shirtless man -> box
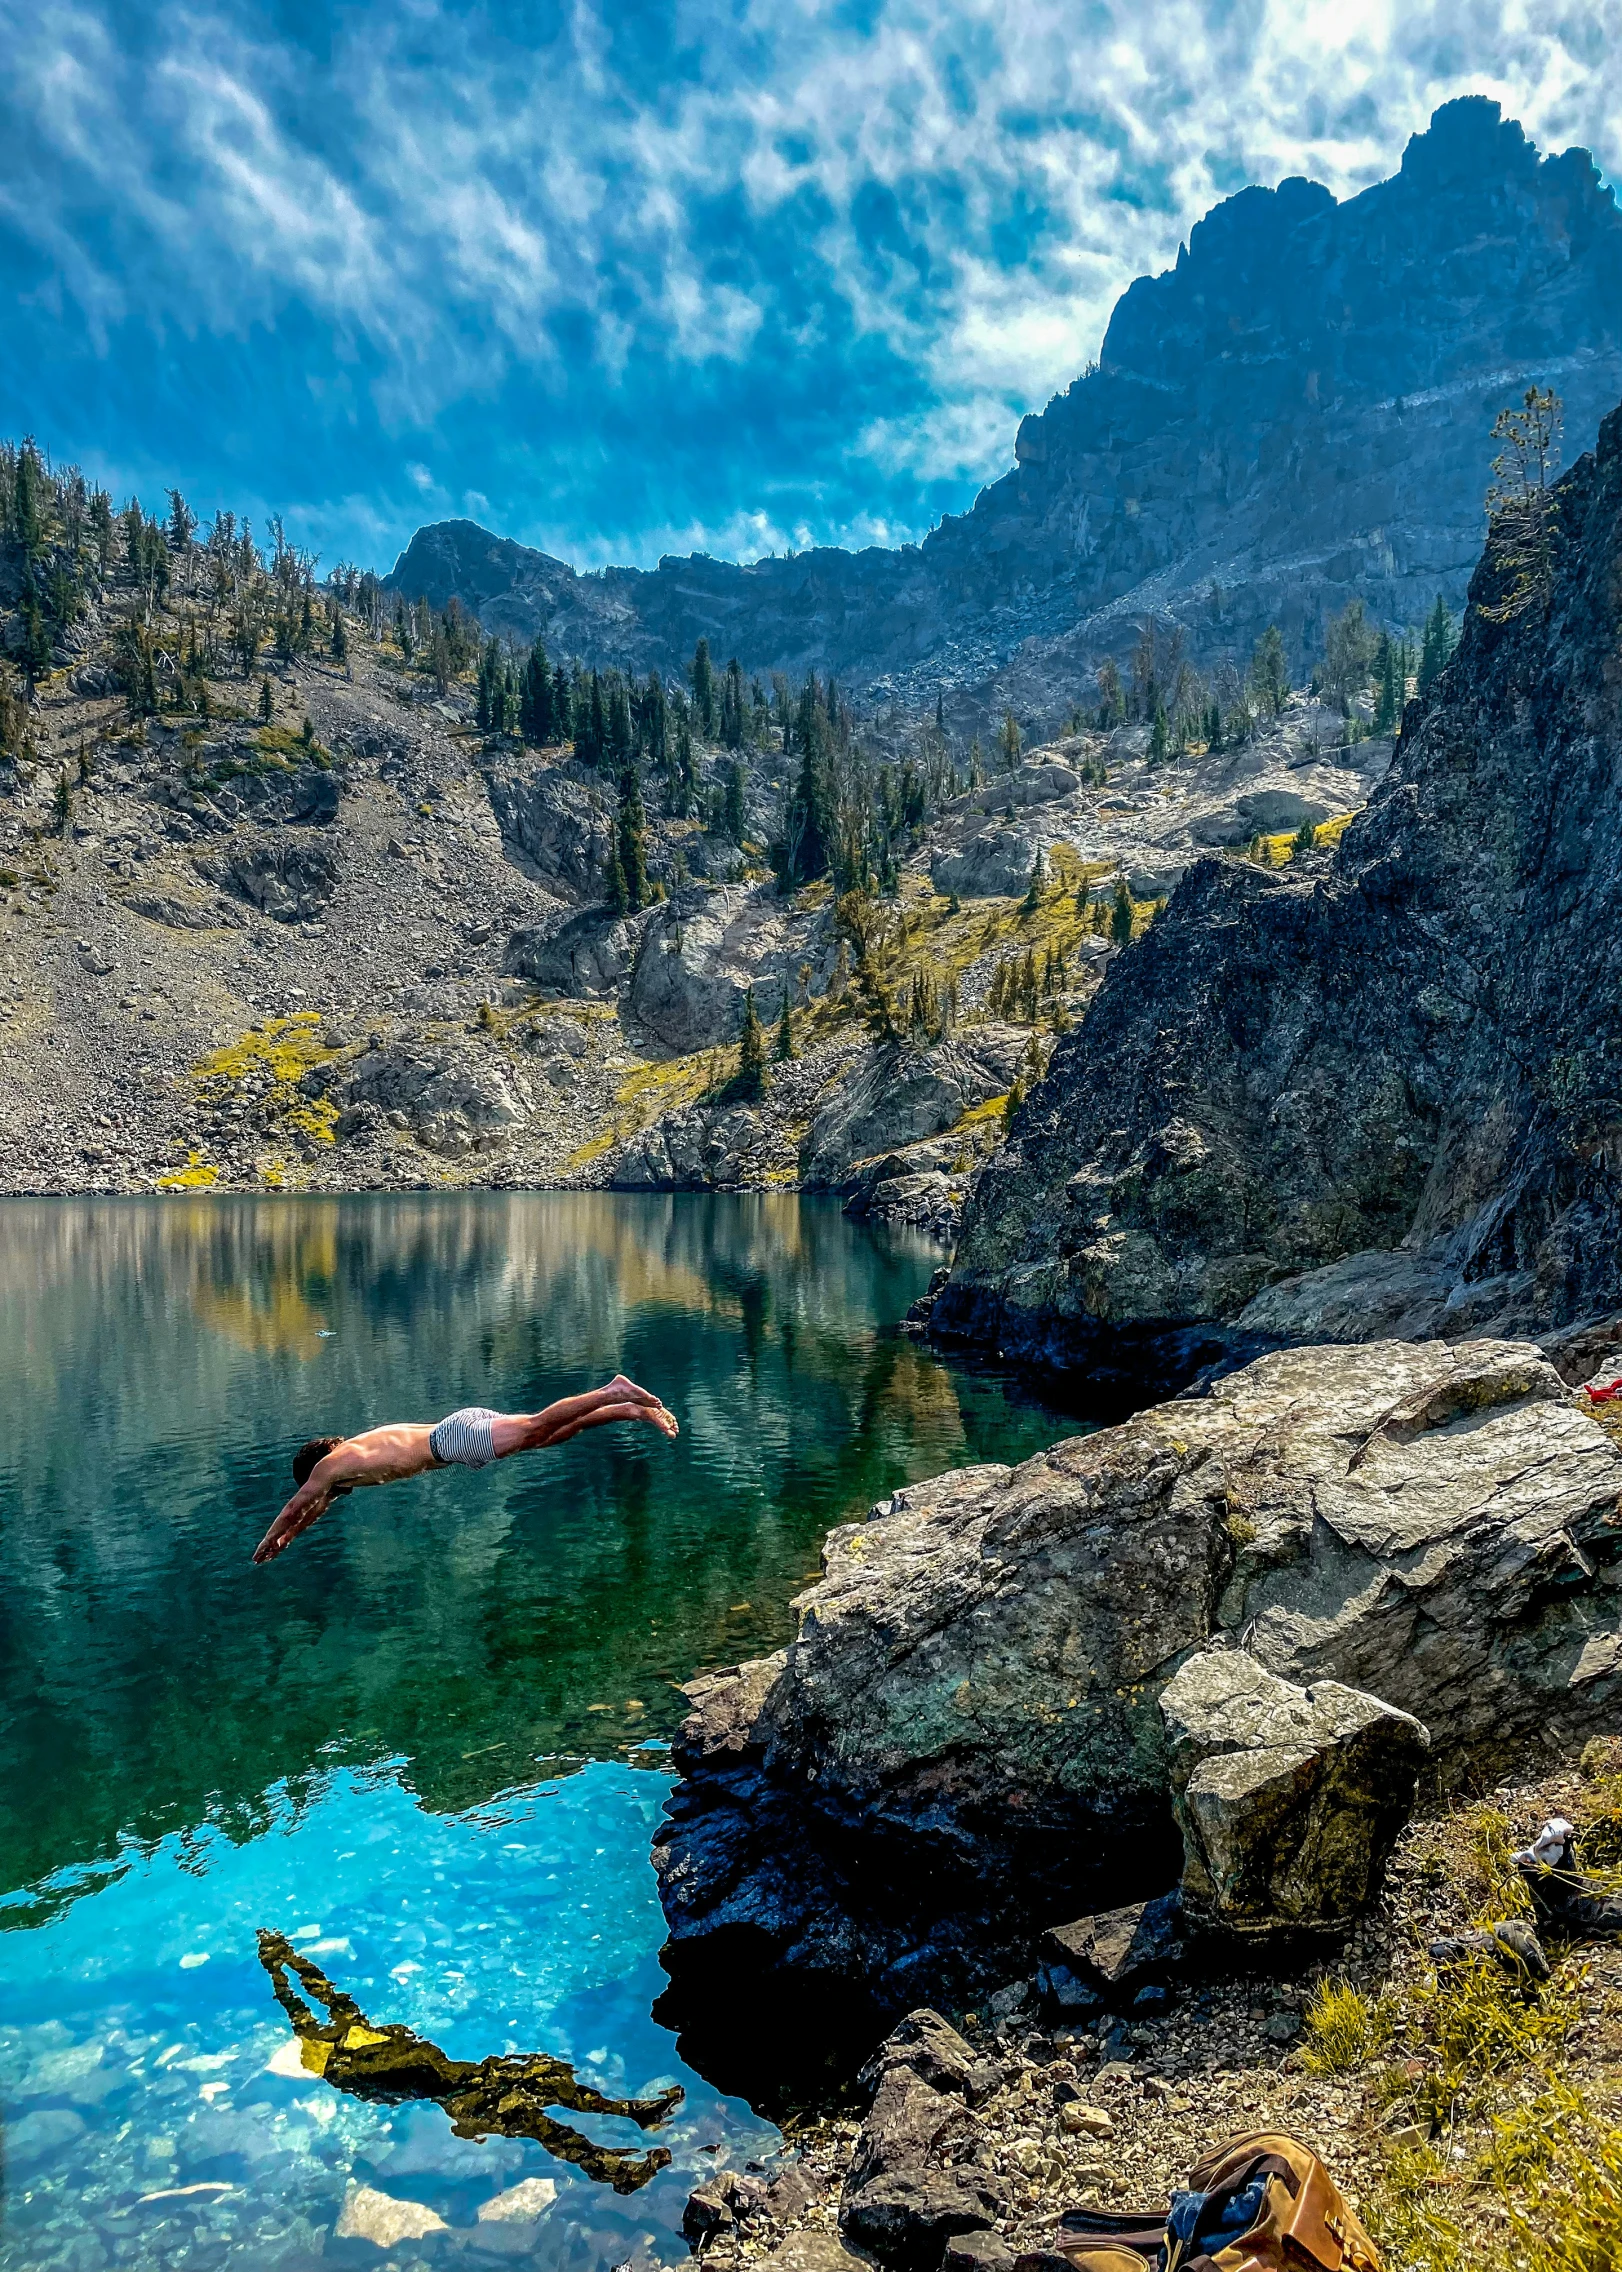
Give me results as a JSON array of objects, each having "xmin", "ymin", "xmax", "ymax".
[{"xmin": 253, "ymin": 1375, "xmax": 678, "ymax": 1565}]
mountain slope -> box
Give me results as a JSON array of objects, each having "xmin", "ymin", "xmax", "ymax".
[
  {"xmin": 930, "ymin": 392, "xmax": 1622, "ymax": 1389},
  {"xmin": 387, "ymin": 99, "xmax": 1622, "ymax": 717}
]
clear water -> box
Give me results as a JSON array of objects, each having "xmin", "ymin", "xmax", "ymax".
[{"xmin": 0, "ymin": 1194, "xmax": 1081, "ymax": 2270}]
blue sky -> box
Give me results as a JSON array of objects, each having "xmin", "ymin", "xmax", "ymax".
[{"xmin": 1, "ymin": 1, "xmax": 1617, "ymax": 578}]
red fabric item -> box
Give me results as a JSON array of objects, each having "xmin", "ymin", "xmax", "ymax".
[{"xmin": 1587, "ymin": 1379, "xmax": 1622, "ymax": 1403}]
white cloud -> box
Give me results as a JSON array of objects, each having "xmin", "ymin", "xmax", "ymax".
[{"xmin": 2, "ymin": 0, "xmax": 1616, "ymax": 558}]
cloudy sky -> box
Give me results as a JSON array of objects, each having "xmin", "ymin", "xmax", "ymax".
[{"xmin": 1, "ymin": 0, "xmax": 1616, "ymax": 576}]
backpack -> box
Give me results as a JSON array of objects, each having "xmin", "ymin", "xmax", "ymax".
[{"xmin": 1016, "ymin": 2131, "xmax": 1382, "ymax": 2272}]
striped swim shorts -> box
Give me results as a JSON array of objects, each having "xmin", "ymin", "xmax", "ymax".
[{"xmin": 429, "ymin": 1407, "xmax": 501, "ymax": 1468}]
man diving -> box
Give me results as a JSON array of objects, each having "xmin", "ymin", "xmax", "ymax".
[{"xmin": 253, "ymin": 1374, "xmax": 678, "ymax": 1564}]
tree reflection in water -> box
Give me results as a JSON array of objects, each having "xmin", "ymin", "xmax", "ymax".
[{"xmin": 257, "ymin": 1929, "xmax": 683, "ymax": 2193}]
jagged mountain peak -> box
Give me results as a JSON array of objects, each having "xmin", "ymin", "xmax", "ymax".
[{"xmin": 386, "ymin": 102, "xmax": 1622, "ymax": 726}]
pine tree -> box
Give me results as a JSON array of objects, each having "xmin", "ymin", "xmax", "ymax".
[
  {"xmin": 614, "ymin": 755, "xmax": 648, "ymax": 912},
  {"xmin": 775, "ymin": 992, "xmax": 797, "ymax": 1061},
  {"xmin": 721, "ymin": 657, "xmax": 744, "ymax": 748},
  {"xmin": 1020, "ymin": 950, "xmax": 1039, "ymax": 1022},
  {"xmin": 1481, "ymin": 386, "xmax": 1563, "ymax": 622},
  {"xmin": 552, "ymin": 663, "xmax": 573, "ymax": 744},
  {"xmin": 1418, "ymin": 597, "xmax": 1455, "ymax": 693},
  {"xmin": 605, "ymin": 843, "xmax": 629, "ymax": 915},
  {"xmin": 691, "ymin": 638, "xmax": 715, "ymax": 737},
  {"xmin": 519, "ymin": 638, "xmax": 552, "ymax": 744},
  {"xmin": 475, "ymin": 637, "xmax": 500, "ymax": 729},
  {"xmin": 1250, "ymin": 626, "xmax": 1289, "ymax": 719},
  {"xmin": 575, "ymin": 671, "xmax": 607, "ymax": 768},
  {"xmin": 166, "ymin": 488, "xmax": 196, "ymax": 556},
  {"xmin": 1149, "ymin": 702, "xmax": 1169, "ymax": 763},
  {"xmin": 331, "ymin": 612, "xmax": 348, "ymax": 664},
  {"xmin": 1371, "ymin": 632, "xmax": 1398, "ymax": 732},
  {"xmin": 1000, "ymin": 711, "xmax": 1021, "ymax": 772},
  {"xmin": 259, "ymin": 675, "xmax": 275, "ymax": 723},
  {"xmin": 669, "ymin": 710, "xmax": 695, "ymax": 815},
  {"xmin": 14, "ymin": 441, "xmax": 45, "ymax": 562},
  {"xmin": 735, "ymin": 987, "xmax": 767, "ymax": 1098},
  {"xmin": 607, "ymin": 678, "xmax": 633, "ymax": 771},
  {"xmin": 642, "ymin": 671, "xmax": 667, "ymax": 770},
  {"xmin": 724, "ymin": 759, "xmax": 748, "ymax": 845},
  {"xmin": 1023, "ymin": 845, "xmax": 1045, "ymax": 912},
  {"xmin": 1111, "ymin": 880, "xmax": 1134, "ymax": 947}
]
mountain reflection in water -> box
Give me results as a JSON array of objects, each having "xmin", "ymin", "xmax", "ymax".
[{"xmin": 0, "ymin": 1192, "xmax": 1081, "ymax": 1915}]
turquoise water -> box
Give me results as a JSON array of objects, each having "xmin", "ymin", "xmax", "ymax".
[{"xmin": 0, "ymin": 1194, "xmax": 1081, "ymax": 2269}]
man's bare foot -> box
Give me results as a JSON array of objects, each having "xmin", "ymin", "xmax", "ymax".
[{"xmin": 607, "ymin": 1374, "xmax": 660, "ymax": 1405}]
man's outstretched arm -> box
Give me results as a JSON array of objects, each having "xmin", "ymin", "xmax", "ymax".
[{"xmin": 253, "ymin": 1423, "xmax": 438, "ymax": 1564}]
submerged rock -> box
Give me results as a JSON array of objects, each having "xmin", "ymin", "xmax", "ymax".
[{"xmin": 655, "ymin": 1336, "xmax": 1622, "ymax": 2015}]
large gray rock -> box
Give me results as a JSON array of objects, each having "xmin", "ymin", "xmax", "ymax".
[
  {"xmin": 314, "ymin": 1039, "xmax": 534, "ymax": 1155},
  {"xmin": 1159, "ymin": 1651, "xmax": 1429, "ymax": 1934},
  {"xmin": 655, "ymin": 1336, "xmax": 1622, "ymax": 2011},
  {"xmin": 802, "ymin": 1032, "xmax": 1025, "ymax": 1184},
  {"xmin": 206, "ymin": 838, "xmax": 339, "ymax": 922},
  {"xmin": 930, "ymin": 827, "xmax": 1047, "ymax": 901},
  {"xmin": 1187, "ymin": 789, "xmax": 1331, "ymax": 846},
  {"xmin": 486, "ymin": 763, "xmax": 610, "ymax": 897},
  {"xmin": 626, "ymin": 887, "xmax": 818, "ymax": 1051},
  {"xmin": 613, "ymin": 1101, "xmax": 766, "ymax": 1191},
  {"xmin": 503, "ymin": 904, "xmax": 649, "ymax": 997}
]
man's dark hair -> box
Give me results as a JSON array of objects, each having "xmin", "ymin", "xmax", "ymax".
[{"xmin": 292, "ymin": 1435, "xmax": 344, "ymax": 1488}]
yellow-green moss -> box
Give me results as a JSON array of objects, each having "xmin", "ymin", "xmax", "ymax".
[
  {"xmin": 194, "ymin": 1012, "xmax": 333, "ymax": 1086},
  {"xmin": 156, "ymin": 1151, "xmax": 220, "ymax": 1190}
]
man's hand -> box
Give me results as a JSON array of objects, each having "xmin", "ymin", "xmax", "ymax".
[{"xmin": 253, "ymin": 1483, "xmax": 333, "ymax": 1565}]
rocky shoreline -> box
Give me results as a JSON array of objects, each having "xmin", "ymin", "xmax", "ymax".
[{"xmin": 674, "ymin": 1756, "xmax": 1622, "ymax": 2272}]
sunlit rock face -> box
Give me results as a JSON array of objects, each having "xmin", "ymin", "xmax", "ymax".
[{"xmin": 386, "ymin": 100, "xmax": 1622, "ymax": 717}]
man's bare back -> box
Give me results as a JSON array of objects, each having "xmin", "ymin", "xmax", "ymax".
[{"xmin": 253, "ymin": 1375, "xmax": 678, "ymax": 1565}]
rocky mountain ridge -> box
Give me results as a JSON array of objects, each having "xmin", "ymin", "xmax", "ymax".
[
  {"xmin": 0, "ymin": 489, "xmax": 1370, "ymax": 1203},
  {"xmin": 932, "ymin": 394, "xmax": 1622, "ymax": 1386},
  {"xmin": 388, "ymin": 99, "xmax": 1622, "ymax": 731}
]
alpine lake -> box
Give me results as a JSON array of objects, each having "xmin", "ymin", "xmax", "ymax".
[{"xmin": 0, "ymin": 1193, "xmax": 1087, "ymax": 2272}]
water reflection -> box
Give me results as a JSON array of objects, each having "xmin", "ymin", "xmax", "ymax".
[
  {"xmin": 0, "ymin": 1194, "xmax": 1077, "ymax": 1915},
  {"xmin": 258, "ymin": 1930, "xmax": 683, "ymax": 2193}
]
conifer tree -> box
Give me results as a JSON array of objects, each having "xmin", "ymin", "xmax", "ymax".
[
  {"xmin": 735, "ymin": 986, "xmax": 767, "ymax": 1098},
  {"xmin": 259, "ymin": 675, "xmax": 275, "ymax": 723},
  {"xmin": 519, "ymin": 638, "xmax": 552, "ymax": 744},
  {"xmin": 1418, "ymin": 597, "xmax": 1455, "ymax": 693},
  {"xmin": 166, "ymin": 488, "xmax": 196, "ymax": 557},
  {"xmin": 89, "ymin": 490, "xmax": 114, "ymax": 580},
  {"xmin": 552, "ymin": 663, "xmax": 573, "ymax": 743},
  {"xmin": 1000, "ymin": 711, "xmax": 1021, "ymax": 772},
  {"xmin": 724, "ymin": 759, "xmax": 748, "ymax": 844},
  {"xmin": 576, "ymin": 671, "xmax": 607, "ymax": 768},
  {"xmin": 614, "ymin": 755, "xmax": 648, "ymax": 913},
  {"xmin": 1023, "ymin": 845, "xmax": 1045, "ymax": 912},
  {"xmin": 1111, "ymin": 880, "xmax": 1134, "ymax": 947},
  {"xmin": 642, "ymin": 671, "xmax": 667, "ymax": 769},
  {"xmin": 775, "ymin": 992, "xmax": 797, "ymax": 1061},
  {"xmin": 331, "ymin": 612, "xmax": 348, "ymax": 664},
  {"xmin": 668, "ymin": 709, "xmax": 695, "ymax": 815},
  {"xmin": 691, "ymin": 638, "xmax": 716, "ymax": 736},
  {"xmin": 1250, "ymin": 625, "xmax": 1289, "ymax": 719},
  {"xmin": 607, "ymin": 677, "xmax": 633, "ymax": 771},
  {"xmin": 1149, "ymin": 702, "xmax": 1169, "ymax": 763},
  {"xmin": 721, "ymin": 657, "xmax": 744, "ymax": 748}
]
